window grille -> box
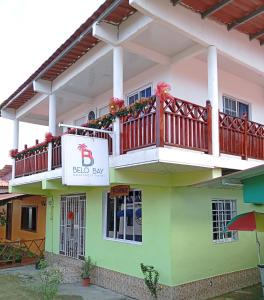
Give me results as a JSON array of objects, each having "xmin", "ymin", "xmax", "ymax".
[
  {"xmin": 60, "ymin": 194, "xmax": 86, "ymax": 259},
  {"xmin": 212, "ymin": 199, "xmax": 237, "ymax": 243}
]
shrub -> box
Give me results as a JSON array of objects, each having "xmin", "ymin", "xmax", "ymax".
[
  {"xmin": 81, "ymin": 256, "xmax": 96, "ymax": 279},
  {"xmin": 39, "ymin": 267, "xmax": 63, "ymax": 300},
  {"xmin": 140, "ymin": 263, "xmax": 160, "ymax": 299}
]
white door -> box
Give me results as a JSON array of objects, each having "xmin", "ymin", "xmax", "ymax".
[{"xmin": 60, "ymin": 194, "xmax": 86, "ymax": 259}]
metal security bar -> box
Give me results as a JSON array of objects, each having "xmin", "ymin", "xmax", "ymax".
[{"xmin": 60, "ymin": 194, "xmax": 86, "ymax": 259}]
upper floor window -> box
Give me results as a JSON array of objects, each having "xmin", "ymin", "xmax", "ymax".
[
  {"xmin": 223, "ymin": 95, "xmax": 249, "ymax": 119},
  {"xmin": 127, "ymin": 85, "xmax": 152, "ymax": 105},
  {"xmin": 212, "ymin": 199, "xmax": 237, "ymax": 243},
  {"xmin": 21, "ymin": 206, "xmax": 37, "ymax": 231},
  {"xmin": 105, "ymin": 190, "xmax": 142, "ymax": 243}
]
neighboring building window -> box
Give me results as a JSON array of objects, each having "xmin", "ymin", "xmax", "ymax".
[
  {"xmin": 223, "ymin": 95, "xmax": 249, "ymax": 118},
  {"xmin": 127, "ymin": 85, "xmax": 152, "ymax": 105},
  {"xmin": 105, "ymin": 190, "xmax": 142, "ymax": 243},
  {"xmin": 212, "ymin": 199, "xmax": 237, "ymax": 243},
  {"xmin": 74, "ymin": 116, "xmax": 87, "ymax": 126},
  {"xmin": 99, "ymin": 105, "xmax": 109, "ymax": 117},
  {"xmin": 21, "ymin": 207, "xmax": 37, "ymax": 231}
]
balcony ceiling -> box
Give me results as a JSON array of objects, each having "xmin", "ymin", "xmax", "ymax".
[{"xmin": 133, "ymin": 22, "xmax": 196, "ymax": 56}]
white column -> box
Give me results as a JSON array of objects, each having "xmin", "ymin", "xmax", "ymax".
[
  {"xmin": 49, "ymin": 94, "xmax": 57, "ymax": 135},
  {"xmin": 48, "ymin": 94, "xmax": 57, "ymax": 171},
  {"xmin": 12, "ymin": 119, "xmax": 19, "ymax": 179},
  {"xmin": 207, "ymin": 45, "xmax": 219, "ymax": 156},
  {"xmin": 113, "ymin": 46, "xmax": 123, "ymax": 156}
]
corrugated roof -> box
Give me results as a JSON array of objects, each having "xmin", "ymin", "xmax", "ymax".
[{"xmin": 0, "ymin": 165, "xmax": 12, "ymax": 178}]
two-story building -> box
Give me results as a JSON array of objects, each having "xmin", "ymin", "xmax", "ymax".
[{"xmin": 0, "ymin": 0, "xmax": 264, "ymax": 299}]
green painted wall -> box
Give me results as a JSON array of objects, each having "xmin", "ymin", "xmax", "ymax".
[
  {"xmin": 12, "ymin": 167, "xmax": 264, "ymax": 287},
  {"xmin": 243, "ymin": 175, "xmax": 264, "ymax": 204},
  {"xmin": 171, "ymin": 187, "xmax": 264, "ymax": 285}
]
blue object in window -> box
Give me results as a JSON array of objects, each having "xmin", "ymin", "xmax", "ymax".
[
  {"xmin": 135, "ymin": 208, "xmax": 141, "ymax": 218},
  {"xmin": 116, "ymin": 209, "xmax": 133, "ymax": 217}
]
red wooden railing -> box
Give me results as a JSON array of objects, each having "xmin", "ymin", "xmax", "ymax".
[
  {"xmin": 219, "ymin": 112, "xmax": 264, "ymax": 160},
  {"xmin": 121, "ymin": 96, "xmax": 212, "ymax": 154},
  {"xmin": 52, "ymin": 136, "xmax": 62, "ymax": 169},
  {"xmin": 121, "ymin": 97, "xmax": 157, "ymax": 153},
  {"xmin": 15, "ymin": 145, "xmax": 48, "ymax": 178}
]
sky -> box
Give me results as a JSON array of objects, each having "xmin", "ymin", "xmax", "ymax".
[{"xmin": 0, "ymin": 0, "xmax": 105, "ymax": 168}]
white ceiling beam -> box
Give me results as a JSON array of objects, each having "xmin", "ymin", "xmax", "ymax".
[
  {"xmin": 172, "ymin": 44, "xmax": 205, "ymax": 64},
  {"xmin": 130, "ymin": 0, "xmax": 264, "ymax": 74},
  {"xmin": 123, "ymin": 41, "xmax": 171, "ymax": 65},
  {"xmin": 0, "ymin": 108, "xmax": 16, "ymax": 120},
  {"xmin": 92, "ymin": 12, "xmax": 153, "ymax": 45},
  {"xmin": 33, "ymin": 79, "xmax": 52, "ymax": 94}
]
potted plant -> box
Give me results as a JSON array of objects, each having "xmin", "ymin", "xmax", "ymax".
[{"xmin": 81, "ymin": 256, "xmax": 95, "ymax": 287}]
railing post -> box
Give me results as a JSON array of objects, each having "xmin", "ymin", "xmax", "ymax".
[
  {"xmin": 242, "ymin": 113, "xmax": 248, "ymax": 160},
  {"xmin": 113, "ymin": 117, "xmax": 121, "ymax": 156},
  {"xmin": 48, "ymin": 143, "xmax": 52, "ymax": 171},
  {"xmin": 206, "ymin": 100, "xmax": 213, "ymax": 154},
  {"xmin": 156, "ymin": 96, "xmax": 164, "ymax": 147}
]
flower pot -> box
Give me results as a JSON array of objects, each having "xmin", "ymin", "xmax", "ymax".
[{"xmin": 82, "ymin": 278, "xmax": 91, "ymax": 287}]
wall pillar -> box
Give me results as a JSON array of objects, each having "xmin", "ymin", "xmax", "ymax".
[
  {"xmin": 207, "ymin": 45, "xmax": 219, "ymax": 157},
  {"xmin": 12, "ymin": 119, "xmax": 19, "ymax": 179},
  {"xmin": 113, "ymin": 46, "xmax": 123, "ymax": 156},
  {"xmin": 48, "ymin": 94, "xmax": 57, "ymax": 171}
]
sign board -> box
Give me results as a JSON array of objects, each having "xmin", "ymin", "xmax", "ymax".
[
  {"xmin": 62, "ymin": 135, "xmax": 109, "ymax": 186},
  {"xmin": 110, "ymin": 185, "xmax": 130, "ymax": 198}
]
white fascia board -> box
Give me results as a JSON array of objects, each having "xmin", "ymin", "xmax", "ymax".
[
  {"xmin": 52, "ymin": 42, "xmax": 112, "ymax": 92},
  {"xmin": 16, "ymin": 93, "xmax": 47, "ymax": 119},
  {"xmin": 33, "ymin": 79, "xmax": 52, "ymax": 94},
  {"xmin": 130, "ymin": 0, "xmax": 264, "ymax": 75},
  {"xmin": 123, "ymin": 41, "xmax": 170, "ymax": 64},
  {"xmin": 1, "ymin": 108, "xmax": 16, "ymax": 120},
  {"xmin": 10, "ymin": 168, "xmax": 62, "ymax": 186},
  {"xmin": 92, "ymin": 12, "xmax": 153, "ymax": 46}
]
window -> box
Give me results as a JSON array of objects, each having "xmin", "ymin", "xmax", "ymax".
[
  {"xmin": 223, "ymin": 95, "xmax": 249, "ymax": 119},
  {"xmin": 105, "ymin": 190, "xmax": 142, "ymax": 243},
  {"xmin": 74, "ymin": 116, "xmax": 87, "ymax": 126},
  {"xmin": 127, "ymin": 85, "xmax": 152, "ymax": 105},
  {"xmin": 21, "ymin": 207, "xmax": 37, "ymax": 231},
  {"xmin": 212, "ymin": 199, "xmax": 237, "ymax": 243}
]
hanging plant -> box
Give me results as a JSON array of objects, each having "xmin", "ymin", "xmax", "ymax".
[
  {"xmin": 155, "ymin": 82, "xmax": 173, "ymax": 101},
  {"xmin": 109, "ymin": 97, "xmax": 125, "ymax": 115},
  {"xmin": 45, "ymin": 132, "xmax": 53, "ymax": 143},
  {"xmin": 9, "ymin": 149, "xmax": 18, "ymax": 158}
]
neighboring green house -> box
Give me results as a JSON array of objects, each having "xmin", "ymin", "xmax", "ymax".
[{"xmin": 2, "ymin": 1, "xmax": 264, "ymax": 300}]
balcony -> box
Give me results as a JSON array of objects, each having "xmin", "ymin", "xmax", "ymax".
[{"xmin": 12, "ymin": 95, "xmax": 264, "ymax": 179}]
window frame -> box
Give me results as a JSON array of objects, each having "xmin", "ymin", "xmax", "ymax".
[
  {"xmin": 222, "ymin": 94, "xmax": 251, "ymax": 120},
  {"xmin": 21, "ymin": 206, "xmax": 37, "ymax": 232},
  {"xmin": 103, "ymin": 190, "xmax": 143, "ymax": 245},
  {"xmin": 212, "ymin": 199, "xmax": 238, "ymax": 244},
  {"xmin": 126, "ymin": 83, "xmax": 153, "ymax": 106}
]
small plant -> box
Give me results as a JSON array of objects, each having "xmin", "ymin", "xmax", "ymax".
[
  {"xmin": 140, "ymin": 263, "xmax": 160, "ymax": 299},
  {"xmin": 39, "ymin": 267, "xmax": 63, "ymax": 300},
  {"xmin": 36, "ymin": 257, "xmax": 48, "ymax": 270},
  {"xmin": 0, "ymin": 210, "xmax": 7, "ymax": 226},
  {"xmin": 81, "ymin": 256, "xmax": 96, "ymax": 279}
]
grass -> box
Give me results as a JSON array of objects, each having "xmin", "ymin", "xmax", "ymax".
[{"xmin": 0, "ymin": 275, "xmax": 83, "ymax": 300}]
